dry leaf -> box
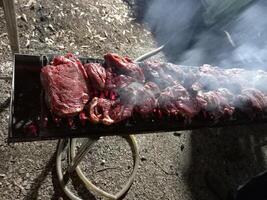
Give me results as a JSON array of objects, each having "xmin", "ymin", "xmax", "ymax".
[
  {"xmin": 104, "ymin": 31, "xmax": 108, "ymax": 37},
  {"xmin": 25, "ymin": 40, "xmax": 30, "ymax": 48},
  {"xmin": 21, "ymin": 14, "xmax": 28, "ymax": 22},
  {"xmin": 94, "ymin": 35, "xmax": 106, "ymax": 41},
  {"xmin": 1, "ymin": 41, "xmax": 8, "ymax": 46},
  {"xmin": 25, "ymin": 0, "xmax": 36, "ymax": 7},
  {"xmin": 45, "ymin": 38, "xmax": 54, "ymax": 45},
  {"xmin": 48, "ymin": 24, "xmax": 55, "ymax": 31},
  {"xmin": 0, "ymin": 33, "xmax": 7, "ymax": 38},
  {"xmin": 58, "ymin": 45, "xmax": 64, "ymax": 50}
]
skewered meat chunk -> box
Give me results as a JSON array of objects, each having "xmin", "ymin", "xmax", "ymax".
[
  {"xmin": 253, "ymin": 70, "xmax": 267, "ymax": 94},
  {"xmin": 162, "ymin": 63, "xmax": 185, "ymax": 81},
  {"xmin": 41, "ymin": 54, "xmax": 89, "ymax": 116},
  {"xmin": 234, "ymin": 88, "xmax": 267, "ymax": 113},
  {"xmin": 158, "ymin": 83, "xmax": 198, "ymax": 118},
  {"xmin": 84, "ymin": 63, "xmax": 106, "ymax": 90},
  {"xmin": 192, "ymin": 73, "xmax": 220, "ymax": 91},
  {"xmin": 52, "ymin": 53, "xmax": 88, "ymax": 79},
  {"xmin": 41, "ymin": 53, "xmax": 267, "ymax": 127},
  {"xmin": 105, "ymin": 68, "xmax": 135, "ymax": 90},
  {"xmin": 88, "ymin": 97, "xmax": 133, "ymax": 124},
  {"xmin": 109, "ymin": 103, "xmax": 133, "ymax": 123},
  {"xmin": 144, "ymin": 82, "xmax": 161, "ymax": 97},
  {"xmin": 88, "ymin": 97, "xmax": 115, "ymax": 125},
  {"xmin": 118, "ymin": 82, "xmax": 158, "ymax": 116},
  {"xmin": 192, "ymin": 64, "xmax": 231, "ymax": 91},
  {"xmin": 104, "ymin": 53, "xmax": 145, "ymax": 82},
  {"xmin": 141, "ymin": 61, "xmax": 176, "ymax": 89},
  {"xmin": 196, "ymin": 88, "xmax": 235, "ymax": 118},
  {"xmin": 113, "ymin": 74, "xmax": 136, "ymax": 89}
]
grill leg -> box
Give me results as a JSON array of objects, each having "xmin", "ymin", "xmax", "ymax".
[
  {"xmin": 56, "ymin": 135, "xmax": 140, "ymax": 200},
  {"xmin": 2, "ymin": 0, "xmax": 20, "ymax": 54},
  {"xmin": 67, "ymin": 137, "xmax": 99, "ymax": 173}
]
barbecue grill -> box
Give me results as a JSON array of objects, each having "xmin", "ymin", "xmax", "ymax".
[
  {"xmin": 9, "ymin": 54, "xmax": 267, "ymax": 143},
  {"xmin": 8, "ymin": 54, "xmax": 267, "ymax": 200}
]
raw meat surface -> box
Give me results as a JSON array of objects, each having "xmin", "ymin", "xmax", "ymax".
[
  {"xmin": 104, "ymin": 53, "xmax": 145, "ymax": 82},
  {"xmin": 41, "ymin": 54, "xmax": 89, "ymax": 116},
  {"xmin": 84, "ymin": 63, "xmax": 106, "ymax": 90},
  {"xmin": 41, "ymin": 53, "xmax": 267, "ymax": 126}
]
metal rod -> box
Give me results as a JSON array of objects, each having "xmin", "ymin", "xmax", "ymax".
[
  {"xmin": 2, "ymin": 0, "xmax": 20, "ymax": 53},
  {"xmin": 67, "ymin": 138, "xmax": 98, "ymax": 173},
  {"xmin": 67, "ymin": 139, "xmax": 71, "ymax": 165},
  {"xmin": 134, "ymin": 44, "xmax": 165, "ymax": 62}
]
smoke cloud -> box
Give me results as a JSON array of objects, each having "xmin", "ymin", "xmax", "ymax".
[{"xmin": 140, "ymin": 0, "xmax": 267, "ymax": 69}]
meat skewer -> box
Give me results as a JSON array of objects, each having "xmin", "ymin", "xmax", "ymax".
[{"xmin": 40, "ymin": 53, "xmax": 267, "ymax": 127}]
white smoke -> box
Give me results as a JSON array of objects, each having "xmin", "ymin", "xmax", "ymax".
[{"xmin": 142, "ymin": 0, "xmax": 267, "ymax": 69}]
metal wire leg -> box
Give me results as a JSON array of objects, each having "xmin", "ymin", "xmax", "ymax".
[
  {"xmin": 67, "ymin": 138, "xmax": 98, "ymax": 173},
  {"xmin": 71, "ymin": 135, "xmax": 140, "ymax": 200},
  {"xmin": 56, "ymin": 139, "xmax": 82, "ymax": 200},
  {"xmin": 56, "ymin": 138, "xmax": 99, "ymax": 200},
  {"xmin": 56, "ymin": 135, "xmax": 140, "ymax": 200}
]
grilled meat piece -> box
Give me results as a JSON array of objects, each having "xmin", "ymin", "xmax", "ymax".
[
  {"xmin": 162, "ymin": 63, "xmax": 185, "ymax": 82},
  {"xmin": 192, "ymin": 73, "xmax": 219, "ymax": 91},
  {"xmin": 105, "ymin": 67, "xmax": 135, "ymax": 90},
  {"xmin": 88, "ymin": 97, "xmax": 133, "ymax": 125},
  {"xmin": 105, "ymin": 68, "xmax": 116, "ymax": 89},
  {"xmin": 41, "ymin": 54, "xmax": 89, "ymax": 116},
  {"xmin": 88, "ymin": 97, "xmax": 114, "ymax": 125},
  {"xmin": 84, "ymin": 63, "xmax": 106, "ymax": 89},
  {"xmin": 158, "ymin": 83, "xmax": 197, "ymax": 118},
  {"xmin": 235, "ymin": 88, "xmax": 267, "ymax": 113},
  {"xmin": 41, "ymin": 53, "xmax": 267, "ymax": 127},
  {"xmin": 118, "ymin": 82, "xmax": 158, "ymax": 116},
  {"xmin": 110, "ymin": 103, "xmax": 133, "ymax": 123},
  {"xmin": 141, "ymin": 61, "xmax": 176, "ymax": 89},
  {"xmin": 113, "ymin": 74, "xmax": 135, "ymax": 89},
  {"xmin": 104, "ymin": 53, "xmax": 145, "ymax": 82},
  {"xmin": 253, "ymin": 70, "xmax": 267, "ymax": 94},
  {"xmin": 191, "ymin": 64, "xmax": 230, "ymax": 91},
  {"xmin": 196, "ymin": 88, "xmax": 235, "ymax": 118},
  {"xmin": 144, "ymin": 81, "xmax": 161, "ymax": 97},
  {"xmin": 52, "ymin": 53, "xmax": 88, "ymax": 79}
]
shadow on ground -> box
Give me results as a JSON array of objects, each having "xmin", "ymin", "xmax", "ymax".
[
  {"xmin": 23, "ymin": 152, "xmax": 57, "ymax": 200},
  {"xmin": 186, "ymin": 125, "xmax": 267, "ymax": 200},
  {"xmin": 22, "ymin": 145, "xmax": 97, "ymax": 200}
]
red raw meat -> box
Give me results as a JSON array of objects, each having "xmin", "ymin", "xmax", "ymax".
[
  {"xmin": 141, "ymin": 61, "xmax": 176, "ymax": 89},
  {"xmin": 53, "ymin": 53, "xmax": 88, "ymax": 79},
  {"xmin": 41, "ymin": 54, "xmax": 89, "ymax": 116},
  {"xmin": 109, "ymin": 103, "xmax": 133, "ymax": 123},
  {"xmin": 196, "ymin": 88, "xmax": 235, "ymax": 118},
  {"xmin": 40, "ymin": 53, "xmax": 267, "ymax": 127},
  {"xmin": 84, "ymin": 63, "xmax": 106, "ymax": 90},
  {"xmin": 235, "ymin": 88, "xmax": 267, "ymax": 113},
  {"xmin": 88, "ymin": 97, "xmax": 115, "ymax": 125},
  {"xmin": 158, "ymin": 84, "xmax": 197, "ymax": 118},
  {"xmin": 104, "ymin": 53, "xmax": 145, "ymax": 82}
]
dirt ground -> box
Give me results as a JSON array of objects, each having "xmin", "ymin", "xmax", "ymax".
[{"xmin": 0, "ymin": 0, "xmax": 267, "ymax": 200}]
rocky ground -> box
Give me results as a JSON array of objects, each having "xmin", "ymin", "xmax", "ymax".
[{"xmin": 0, "ymin": 0, "xmax": 267, "ymax": 199}]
